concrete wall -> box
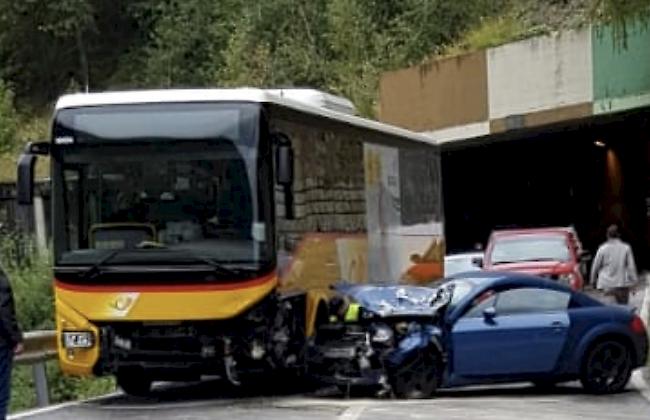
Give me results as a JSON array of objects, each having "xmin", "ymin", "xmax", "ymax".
[
  {"xmin": 379, "ymin": 21, "xmax": 650, "ymax": 144},
  {"xmin": 379, "ymin": 51, "xmax": 488, "ymax": 132},
  {"xmin": 487, "ymin": 28, "xmax": 592, "ymax": 120},
  {"xmin": 593, "ymin": 22, "xmax": 650, "ymax": 114}
]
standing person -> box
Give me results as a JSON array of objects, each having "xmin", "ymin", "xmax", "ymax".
[
  {"xmin": 0, "ymin": 265, "xmax": 23, "ymax": 420},
  {"xmin": 590, "ymin": 224, "xmax": 638, "ymax": 305}
]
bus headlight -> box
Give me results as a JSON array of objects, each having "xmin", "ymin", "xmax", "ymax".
[{"xmin": 62, "ymin": 331, "xmax": 94, "ymax": 349}]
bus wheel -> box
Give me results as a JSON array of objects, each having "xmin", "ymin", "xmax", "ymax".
[{"xmin": 117, "ymin": 371, "xmax": 152, "ymax": 397}]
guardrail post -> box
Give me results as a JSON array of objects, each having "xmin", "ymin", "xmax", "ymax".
[{"xmin": 32, "ymin": 362, "xmax": 49, "ymax": 407}]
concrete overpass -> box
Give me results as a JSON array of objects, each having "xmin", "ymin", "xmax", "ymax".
[{"xmin": 379, "ymin": 21, "xmax": 650, "ymax": 268}]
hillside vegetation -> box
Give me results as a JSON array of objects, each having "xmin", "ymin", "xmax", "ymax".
[{"xmin": 0, "ymin": 0, "xmax": 647, "ymax": 166}]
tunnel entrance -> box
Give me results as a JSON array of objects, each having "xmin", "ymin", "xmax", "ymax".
[{"xmin": 441, "ymin": 107, "xmax": 650, "ymax": 269}]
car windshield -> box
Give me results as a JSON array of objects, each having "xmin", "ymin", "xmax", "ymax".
[
  {"xmin": 429, "ymin": 278, "xmax": 479, "ymax": 307},
  {"xmin": 490, "ymin": 234, "xmax": 570, "ymax": 265}
]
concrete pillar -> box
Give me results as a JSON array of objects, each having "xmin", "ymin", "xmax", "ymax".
[{"xmin": 33, "ymin": 195, "xmax": 47, "ymax": 255}]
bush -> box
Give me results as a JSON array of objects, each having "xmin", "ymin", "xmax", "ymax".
[
  {"xmin": 0, "ymin": 79, "xmax": 17, "ymax": 155},
  {"xmin": 10, "ymin": 363, "xmax": 116, "ymax": 414},
  {"xmin": 1, "ymin": 236, "xmax": 116, "ymax": 414}
]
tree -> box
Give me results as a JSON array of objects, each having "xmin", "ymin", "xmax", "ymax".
[
  {"xmin": 217, "ymin": 0, "xmax": 330, "ymax": 89},
  {"xmin": 136, "ymin": 0, "xmax": 243, "ymax": 88},
  {"xmin": 0, "ymin": 80, "xmax": 17, "ymax": 154},
  {"xmin": 0, "ymin": 0, "xmax": 146, "ymax": 107}
]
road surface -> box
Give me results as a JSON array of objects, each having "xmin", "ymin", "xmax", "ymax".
[{"xmin": 10, "ymin": 378, "xmax": 650, "ymax": 420}]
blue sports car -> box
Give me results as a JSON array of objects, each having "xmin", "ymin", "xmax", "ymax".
[{"xmin": 309, "ymin": 272, "xmax": 649, "ymax": 398}]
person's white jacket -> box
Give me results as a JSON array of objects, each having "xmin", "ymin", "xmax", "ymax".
[{"xmin": 590, "ymin": 238, "xmax": 638, "ymax": 290}]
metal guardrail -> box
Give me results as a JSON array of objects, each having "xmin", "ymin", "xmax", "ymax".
[{"xmin": 15, "ymin": 330, "xmax": 57, "ymax": 407}]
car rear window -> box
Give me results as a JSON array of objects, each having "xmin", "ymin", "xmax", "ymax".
[{"xmin": 490, "ymin": 235, "xmax": 570, "ymax": 264}]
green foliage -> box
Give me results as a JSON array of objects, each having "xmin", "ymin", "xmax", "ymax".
[
  {"xmin": 445, "ymin": 14, "xmax": 526, "ymax": 57},
  {"xmin": 0, "ymin": 238, "xmax": 116, "ymax": 414},
  {"xmin": 0, "ymin": 79, "xmax": 17, "ymax": 155},
  {"xmin": 3, "ymin": 248, "xmax": 54, "ymax": 330},
  {"xmin": 137, "ymin": 0, "xmax": 244, "ymax": 87},
  {"xmin": 0, "ymin": 0, "xmax": 508, "ymax": 116},
  {"xmin": 10, "ymin": 362, "xmax": 116, "ymax": 414},
  {"xmin": 0, "ymin": 0, "xmax": 145, "ymax": 106}
]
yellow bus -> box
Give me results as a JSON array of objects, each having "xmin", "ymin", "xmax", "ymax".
[{"xmin": 17, "ymin": 88, "xmax": 443, "ymax": 395}]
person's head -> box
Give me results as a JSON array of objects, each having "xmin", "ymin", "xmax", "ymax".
[{"xmin": 606, "ymin": 224, "xmax": 620, "ymax": 240}]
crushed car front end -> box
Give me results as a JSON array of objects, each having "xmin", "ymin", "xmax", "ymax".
[{"xmin": 308, "ymin": 284, "xmax": 451, "ymax": 397}]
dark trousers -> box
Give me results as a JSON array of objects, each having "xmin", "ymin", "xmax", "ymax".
[{"xmin": 0, "ymin": 345, "xmax": 12, "ymax": 420}]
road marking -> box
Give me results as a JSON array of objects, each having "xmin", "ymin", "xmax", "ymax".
[
  {"xmin": 631, "ymin": 370, "xmax": 650, "ymax": 403},
  {"xmin": 8, "ymin": 392, "xmax": 122, "ymax": 419},
  {"xmin": 337, "ymin": 402, "xmax": 368, "ymax": 420}
]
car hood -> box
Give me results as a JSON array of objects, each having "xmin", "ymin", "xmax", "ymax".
[
  {"xmin": 486, "ymin": 260, "xmax": 573, "ymax": 275},
  {"xmin": 334, "ymin": 284, "xmax": 442, "ymax": 317}
]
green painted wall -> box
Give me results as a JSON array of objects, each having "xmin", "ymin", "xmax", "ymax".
[{"xmin": 593, "ymin": 22, "xmax": 650, "ymax": 114}]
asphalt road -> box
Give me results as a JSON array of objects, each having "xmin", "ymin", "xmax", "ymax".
[{"xmin": 11, "ymin": 378, "xmax": 650, "ymax": 420}]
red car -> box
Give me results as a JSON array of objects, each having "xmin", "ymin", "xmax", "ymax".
[{"xmin": 483, "ymin": 227, "xmax": 588, "ymax": 290}]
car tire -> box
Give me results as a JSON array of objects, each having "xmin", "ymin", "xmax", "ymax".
[
  {"xmin": 390, "ymin": 349, "xmax": 439, "ymax": 399},
  {"xmin": 117, "ymin": 371, "xmax": 153, "ymax": 397},
  {"xmin": 580, "ymin": 340, "xmax": 632, "ymax": 394}
]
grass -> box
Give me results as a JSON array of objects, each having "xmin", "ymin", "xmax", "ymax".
[
  {"xmin": 444, "ymin": 14, "xmax": 527, "ymax": 57},
  {"xmin": 0, "ymin": 113, "xmax": 50, "ymax": 183},
  {"xmin": 10, "ymin": 363, "xmax": 116, "ymax": 413},
  {"xmin": 1, "ymin": 237, "xmax": 116, "ymax": 414}
]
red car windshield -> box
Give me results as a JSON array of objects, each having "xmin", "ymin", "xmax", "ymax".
[{"xmin": 490, "ymin": 235, "xmax": 570, "ymax": 265}]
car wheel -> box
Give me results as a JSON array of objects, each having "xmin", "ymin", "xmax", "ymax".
[
  {"xmin": 580, "ymin": 340, "xmax": 632, "ymax": 394},
  {"xmin": 117, "ymin": 371, "xmax": 153, "ymax": 397},
  {"xmin": 390, "ymin": 349, "xmax": 439, "ymax": 399}
]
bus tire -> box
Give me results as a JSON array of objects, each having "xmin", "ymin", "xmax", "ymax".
[{"xmin": 117, "ymin": 371, "xmax": 152, "ymax": 397}]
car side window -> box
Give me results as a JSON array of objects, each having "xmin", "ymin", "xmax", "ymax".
[
  {"xmin": 495, "ymin": 287, "xmax": 570, "ymax": 315},
  {"xmin": 463, "ymin": 290, "xmax": 497, "ymax": 318}
]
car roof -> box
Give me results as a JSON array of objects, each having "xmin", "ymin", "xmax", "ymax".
[{"xmin": 491, "ymin": 227, "xmax": 574, "ymax": 237}]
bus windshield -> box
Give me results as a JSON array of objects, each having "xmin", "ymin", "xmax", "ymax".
[{"xmin": 51, "ymin": 103, "xmax": 273, "ymax": 272}]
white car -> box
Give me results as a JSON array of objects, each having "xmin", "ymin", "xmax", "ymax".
[{"xmin": 444, "ymin": 252, "xmax": 483, "ymax": 277}]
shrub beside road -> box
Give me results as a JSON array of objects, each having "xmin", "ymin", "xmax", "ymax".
[{"xmin": 1, "ymin": 237, "xmax": 115, "ymax": 413}]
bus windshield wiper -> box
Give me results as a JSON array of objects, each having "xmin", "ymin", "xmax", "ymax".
[
  {"xmin": 180, "ymin": 253, "xmax": 246, "ymax": 278},
  {"xmin": 80, "ymin": 249, "xmax": 124, "ymax": 282}
]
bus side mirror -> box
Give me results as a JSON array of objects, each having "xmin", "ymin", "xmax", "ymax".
[
  {"xmin": 274, "ymin": 133, "xmax": 295, "ymax": 220},
  {"xmin": 275, "ymin": 136, "xmax": 294, "ymax": 186},
  {"xmin": 17, "ymin": 142, "xmax": 49, "ymax": 205}
]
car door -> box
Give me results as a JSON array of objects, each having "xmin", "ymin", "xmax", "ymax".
[{"xmin": 451, "ymin": 287, "xmax": 570, "ymax": 378}]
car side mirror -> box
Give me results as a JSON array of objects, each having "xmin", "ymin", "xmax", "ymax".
[
  {"xmin": 482, "ymin": 306, "xmax": 496, "ymax": 322},
  {"xmin": 471, "ymin": 256, "xmax": 483, "ymax": 268}
]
